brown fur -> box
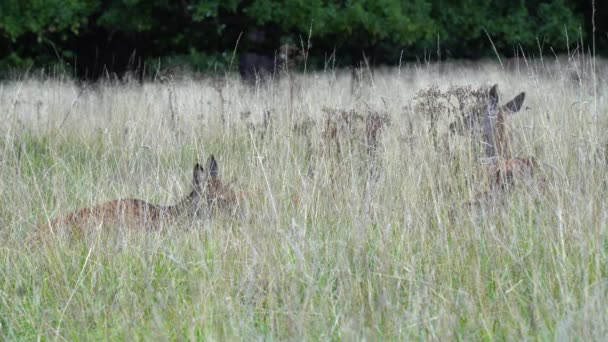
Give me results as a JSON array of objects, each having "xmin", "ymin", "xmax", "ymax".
[
  {"xmin": 451, "ymin": 84, "xmax": 539, "ymax": 202},
  {"xmin": 484, "ymin": 85, "xmax": 533, "ymax": 190},
  {"xmin": 32, "ymin": 155, "xmax": 241, "ymax": 242},
  {"xmin": 50, "ymin": 199, "xmax": 164, "ymax": 229},
  {"xmin": 489, "ymin": 157, "xmax": 536, "ymax": 191},
  {"xmin": 207, "ymin": 177, "xmax": 244, "ymax": 214}
]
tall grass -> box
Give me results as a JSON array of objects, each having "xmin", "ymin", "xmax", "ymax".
[{"xmin": 1, "ymin": 57, "xmax": 607, "ymax": 339}]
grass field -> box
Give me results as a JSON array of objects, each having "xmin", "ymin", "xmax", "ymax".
[{"xmin": 1, "ymin": 56, "xmax": 607, "ymax": 339}]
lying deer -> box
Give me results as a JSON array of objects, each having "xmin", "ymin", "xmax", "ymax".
[
  {"xmin": 450, "ymin": 84, "xmax": 537, "ymax": 195},
  {"xmin": 239, "ymin": 44, "xmax": 303, "ymax": 84},
  {"xmin": 32, "ymin": 155, "xmax": 241, "ymax": 241}
]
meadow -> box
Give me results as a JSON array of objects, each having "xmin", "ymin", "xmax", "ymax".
[{"xmin": 1, "ymin": 56, "xmax": 607, "ymax": 339}]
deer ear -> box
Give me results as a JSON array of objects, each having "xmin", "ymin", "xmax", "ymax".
[
  {"xmin": 207, "ymin": 155, "xmax": 219, "ymax": 178},
  {"xmin": 502, "ymin": 92, "xmax": 526, "ymax": 113},
  {"xmin": 192, "ymin": 163, "xmax": 206, "ymax": 188},
  {"xmin": 488, "ymin": 84, "xmax": 499, "ymax": 108}
]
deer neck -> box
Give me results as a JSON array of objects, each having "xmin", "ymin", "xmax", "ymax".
[
  {"xmin": 495, "ymin": 110, "xmax": 511, "ymax": 159},
  {"xmin": 482, "ymin": 109, "xmax": 497, "ymax": 159},
  {"xmin": 165, "ymin": 190, "xmax": 202, "ymax": 217}
]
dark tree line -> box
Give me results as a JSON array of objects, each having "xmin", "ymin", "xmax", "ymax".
[{"xmin": 0, "ymin": 0, "xmax": 604, "ymax": 80}]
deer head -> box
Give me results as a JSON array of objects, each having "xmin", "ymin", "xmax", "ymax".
[{"xmin": 450, "ymin": 84, "xmax": 526, "ymax": 159}]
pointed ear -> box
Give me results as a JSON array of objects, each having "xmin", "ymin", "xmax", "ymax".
[
  {"xmin": 488, "ymin": 84, "xmax": 499, "ymax": 108},
  {"xmin": 207, "ymin": 155, "xmax": 219, "ymax": 178},
  {"xmin": 502, "ymin": 92, "xmax": 526, "ymax": 113},
  {"xmin": 449, "ymin": 120, "xmax": 461, "ymax": 135},
  {"xmin": 192, "ymin": 163, "xmax": 206, "ymax": 188}
]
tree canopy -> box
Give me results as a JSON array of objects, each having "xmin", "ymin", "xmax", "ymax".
[{"xmin": 0, "ymin": 0, "xmax": 602, "ymax": 79}]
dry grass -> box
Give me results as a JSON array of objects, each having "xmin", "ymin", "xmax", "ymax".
[{"xmin": 1, "ymin": 57, "xmax": 607, "ymax": 339}]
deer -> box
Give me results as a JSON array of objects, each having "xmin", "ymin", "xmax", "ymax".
[
  {"xmin": 239, "ymin": 44, "xmax": 304, "ymax": 84},
  {"xmin": 31, "ymin": 155, "xmax": 241, "ymax": 242},
  {"xmin": 449, "ymin": 84, "xmax": 538, "ymax": 197}
]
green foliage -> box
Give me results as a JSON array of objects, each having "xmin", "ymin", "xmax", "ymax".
[
  {"xmin": 0, "ymin": 0, "xmax": 94, "ymax": 40},
  {"xmin": 244, "ymin": 0, "xmax": 435, "ymax": 48},
  {"xmin": 430, "ymin": 0, "xmax": 582, "ymax": 57},
  {"xmin": 0, "ymin": 0, "xmax": 599, "ymax": 76}
]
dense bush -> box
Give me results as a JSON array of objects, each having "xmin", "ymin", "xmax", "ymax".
[{"xmin": 0, "ymin": 0, "xmax": 601, "ymax": 78}]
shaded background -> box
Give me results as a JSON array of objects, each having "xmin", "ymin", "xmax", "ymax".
[{"xmin": 0, "ymin": 0, "xmax": 605, "ymax": 80}]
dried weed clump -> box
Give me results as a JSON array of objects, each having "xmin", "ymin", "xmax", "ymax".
[
  {"xmin": 321, "ymin": 107, "xmax": 390, "ymax": 162},
  {"xmin": 413, "ymin": 85, "xmax": 488, "ymax": 147}
]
